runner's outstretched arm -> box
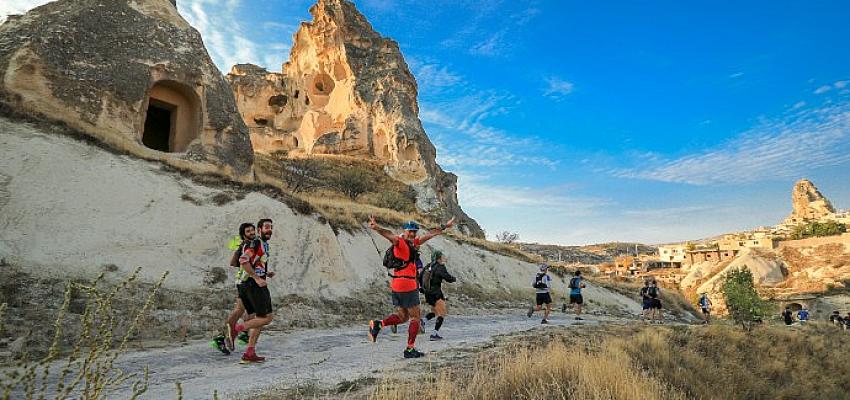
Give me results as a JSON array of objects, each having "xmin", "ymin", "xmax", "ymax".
[
  {"xmin": 369, "ymin": 215, "xmax": 399, "ymax": 244},
  {"xmin": 418, "ymin": 217, "xmax": 456, "ymax": 243}
]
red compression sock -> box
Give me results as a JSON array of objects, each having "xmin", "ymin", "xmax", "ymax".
[
  {"xmin": 407, "ymin": 319, "xmax": 420, "ymax": 348},
  {"xmin": 382, "ymin": 314, "xmax": 402, "ymax": 326}
]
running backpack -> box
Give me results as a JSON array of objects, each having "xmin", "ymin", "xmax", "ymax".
[
  {"xmin": 648, "ymin": 286, "xmax": 659, "ymax": 298},
  {"xmin": 420, "ymin": 262, "xmax": 435, "ymax": 292},
  {"xmin": 568, "ymin": 277, "xmax": 581, "ymax": 289},
  {"xmin": 382, "ymin": 239, "xmax": 419, "ymax": 272},
  {"xmin": 533, "ymin": 273, "xmax": 548, "ymax": 289}
]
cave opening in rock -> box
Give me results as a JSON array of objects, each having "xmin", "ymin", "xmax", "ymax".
[
  {"xmin": 142, "ymin": 101, "xmax": 173, "ymax": 152},
  {"xmin": 141, "ymin": 80, "xmax": 201, "ymax": 152}
]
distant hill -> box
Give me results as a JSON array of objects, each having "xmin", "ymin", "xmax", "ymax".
[{"xmin": 519, "ymin": 242, "xmax": 657, "ymax": 265}]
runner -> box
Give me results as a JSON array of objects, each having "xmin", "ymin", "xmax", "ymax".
[
  {"xmin": 236, "ymin": 218, "xmax": 276, "ymax": 364},
  {"xmin": 648, "ymin": 280, "xmax": 663, "ymax": 324},
  {"xmin": 420, "ymin": 250, "xmax": 456, "ymax": 341},
  {"xmin": 527, "ymin": 264, "xmax": 553, "ymax": 324},
  {"xmin": 639, "ymin": 280, "xmax": 652, "ymax": 321},
  {"xmin": 698, "ymin": 293, "xmax": 712, "ymax": 324},
  {"xmin": 797, "ymin": 307, "xmax": 809, "ymax": 325},
  {"xmin": 781, "ymin": 306, "xmax": 794, "ymax": 326},
  {"xmin": 367, "ymin": 216, "xmax": 455, "ymax": 359},
  {"xmin": 566, "ymin": 270, "xmax": 586, "ymax": 320},
  {"xmin": 212, "ymin": 223, "xmax": 256, "ymax": 355}
]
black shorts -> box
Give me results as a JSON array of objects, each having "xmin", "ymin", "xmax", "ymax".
[
  {"xmin": 424, "ymin": 292, "xmax": 445, "ymax": 307},
  {"xmin": 569, "ymin": 294, "xmax": 583, "ymax": 305},
  {"xmin": 237, "ymin": 279, "xmax": 273, "ymax": 316},
  {"xmin": 642, "ymin": 299, "xmax": 652, "ymax": 310},
  {"xmin": 536, "ymin": 292, "xmax": 552, "ymax": 306},
  {"xmin": 391, "ymin": 290, "xmax": 420, "ymax": 308},
  {"xmin": 651, "ymin": 298, "xmax": 662, "ymax": 309},
  {"xmin": 701, "ymin": 307, "xmax": 710, "ymax": 315}
]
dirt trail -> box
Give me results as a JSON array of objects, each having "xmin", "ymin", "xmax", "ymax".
[{"xmin": 93, "ymin": 313, "xmax": 622, "ymax": 399}]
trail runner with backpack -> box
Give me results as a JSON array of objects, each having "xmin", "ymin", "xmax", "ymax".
[
  {"xmin": 698, "ymin": 293, "xmax": 712, "ymax": 324},
  {"xmin": 527, "ymin": 264, "xmax": 553, "ymax": 324},
  {"xmin": 236, "ymin": 218, "xmax": 275, "ymax": 363},
  {"xmin": 211, "ymin": 223, "xmax": 255, "ymax": 355},
  {"xmin": 639, "ymin": 280, "xmax": 652, "ymax": 321},
  {"xmin": 565, "ymin": 270, "xmax": 586, "ymax": 320},
  {"xmin": 419, "ymin": 249, "xmax": 456, "ymax": 341},
  {"xmin": 648, "ymin": 280, "xmax": 663, "ymax": 324},
  {"xmin": 367, "ymin": 216, "xmax": 455, "ymax": 359}
]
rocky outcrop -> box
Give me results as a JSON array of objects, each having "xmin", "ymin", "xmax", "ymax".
[
  {"xmin": 786, "ymin": 179, "xmax": 836, "ymax": 223},
  {"xmin": 0, "ymin": 0, "xmax": 254, "ymax": 179},
  {"xmin": 226, "ymin": 0, "xmax": 483, "ymax": 237}
]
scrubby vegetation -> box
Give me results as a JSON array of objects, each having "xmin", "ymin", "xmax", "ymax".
[
  {"xmin": 791, "ymin": 220, "xmax": 847, "ymax": 240},
  {"xmin": 372, "ymin": 323, "xmax": 850, "ymax": 400}
]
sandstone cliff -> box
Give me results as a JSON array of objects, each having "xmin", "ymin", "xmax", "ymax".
[
  {"xmin": 786, "ymin": 179, "xmax": 836, "ymax": 222},
  {"xmin": 0, "ymin": 0, "xmax": 254, "ymax": 179},
  {"xmin": 226, "ymin": 0, "xmax": 483, "ymax": 237}
]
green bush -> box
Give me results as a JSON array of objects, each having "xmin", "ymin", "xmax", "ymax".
[
  {"xmin": 361, "ymin": 189, "xmax": 416, "ymax": 212},
  {"xmin": 791, "ymin": 221, "xmax": 847, "ymax": 240}
]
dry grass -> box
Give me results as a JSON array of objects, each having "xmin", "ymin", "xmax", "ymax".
[
  {"xmin": 370, "ymin": 322, "xmax": 850, "ymax": 400},
  {"xmin": 0, "ymin": 268, "xmax": 169, "ymax": 400},
  {"xmin": 372, "ymin": 339, "xmax": 682, "ymax": 400},
  {"xmin": 444, "ymin": 233, "xmax": 544, "ymax": 264}
]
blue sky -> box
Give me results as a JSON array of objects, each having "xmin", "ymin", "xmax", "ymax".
[{"xmin": 4, "ymin": 0, "xmax": 850, "ymax": 245}]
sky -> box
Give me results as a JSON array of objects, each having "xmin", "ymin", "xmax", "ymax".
[{"xmin": 3, "ymin": 1, "xmax": 850, "ymax": 245}]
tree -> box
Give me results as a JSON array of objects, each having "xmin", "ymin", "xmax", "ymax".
[
  {"xmin": 495, "ymin": 231, "xmax": 520, "ymax": 244},
  {"xmin": 791, "ymin": 221, "xmax": 847, "ymax": 240},
  {"xmin": 722, "ymin": 266, "xmax": 773, "ymax": 330},
  {"xmin": 281, "ymin": 158, "xmax": 323, "ymax": 193},
  {"xmin": 328, "ymin": 167, "xmax": 370, "ymax": 200}
]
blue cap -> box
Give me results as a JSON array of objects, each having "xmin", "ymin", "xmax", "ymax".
[
  {"xmin": 539, "ymin": 264, "xmax": 549, "ymax": 272},
  {"xmin": 403, "ymin": 220, "xmax": 420, "ymax": 231}
]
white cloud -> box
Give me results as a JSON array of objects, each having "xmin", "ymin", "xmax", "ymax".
[
  {"xmin": 612, "ymin": 102, "xmax": 850, "ymax": 185},
  {"xmin": 179, "ymin": 0, "xmax": 293, "ymax": 72},
  {"xmin": 469, "ymin": 30, "xmax": 507, "ymax": 56},
  {"xmin": 791, "ymin": 101, "xmax": 806, "ymax": 110},
  {"xmin": 458, "ymin": 177, "xmax": 606, "ymax": 216},
  {"xmin": 543, "ymin": 76, "xmax": 575, "ymax": 99},
  {"xmin": 834, "ymin": 80, "xmax": 849, "ymax": 89},
  {"xmin": 0, "ymin": 0, "xmax": 50, "ymax": 23},
  {"xmin": 407, "ymin": 57, "xmax": 462, "ymax": 90},
  {"xmin": 421, "ymin": 91, "xmax": 560, "ymax": 170},
  {"xmin": 814, "ymin": 85, "xmax": 832, "ymax": 94},
  {"xmin": 729, "ymin": 72, "xmax": 744, "ymax": 79}
]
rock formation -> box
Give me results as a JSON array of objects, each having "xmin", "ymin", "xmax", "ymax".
[
  {"xmin": 786, "ymin": 179, "xmax": 836, "ymax": 223},
  {"xmin": 0, "ymin": 0, "xmax": 254, "ymax": 179},
  {"xmin": 226, "ymin": 0, "xmax": 483, "ymax": 237}
]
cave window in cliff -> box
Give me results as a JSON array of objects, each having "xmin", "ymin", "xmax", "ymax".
[
  {"xmin": 787, "ymin": 302, "xmax": 803, "ymax": 312},
  {"xmin": 142, "ymin": 80, "xmax": 201, "ymax": 152}
]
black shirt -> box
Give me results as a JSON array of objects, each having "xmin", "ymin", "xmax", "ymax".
[{"xmin": 423, "ymin": 262, "xmax": 456, "ymax": 295}]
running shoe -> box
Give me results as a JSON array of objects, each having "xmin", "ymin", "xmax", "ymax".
[
  {"xmin": 237, "ymin": 330, "xmax": 249, "ymax": 345},
  {"xmin": 368, "ymin": 320, "xmax": 382, "ymax": 342},
  {"xmin": 224, "ymin": 324, "xmax": 235, "ymax": 351},
  {"xmin": 239, "ymin": 352, "xmax": 266, "ymax": 364},
  {"xmin": 390, "ymin": 324, "xmax": 397, "ymax": 334},
  {"xmin": 429, "ymin": 333, "xmax": 443, "ymax": 341},
  {"xmin": 541, "ymin": 319, "xmax": 549, "ymax": 324},
  {"xmin": 561, "ymin": 304, "xmax": 567, "ymax": 313},
  {"xmin": 403, "ymin": 348, "xmax": 426, "ymax": 358},
  {"xmin": 526, "ymin": 307, "xmax": 534, "ymax": 318},
  {"xmin": 210, "ymin": 335, "xmax": 231, "ymax": 355},
  {"xmin": 575, "ymin": 317, "xmax": 583, "ymax": 321}
]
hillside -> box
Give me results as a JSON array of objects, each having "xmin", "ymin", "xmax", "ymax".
[{"xmin": 520, "ymin": 242, "xmax": 657, "ymax": 265}]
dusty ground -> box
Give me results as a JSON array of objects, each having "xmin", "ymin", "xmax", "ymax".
[{"xmin": 6, "ymin": 311, "xmax": 640, "ymax": 399}]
